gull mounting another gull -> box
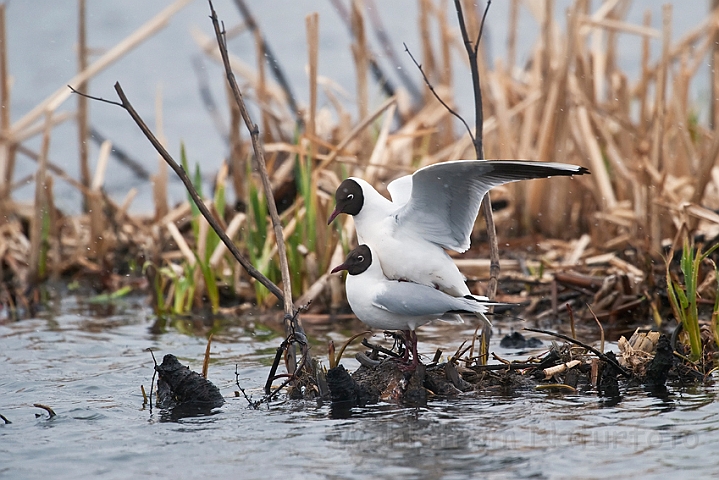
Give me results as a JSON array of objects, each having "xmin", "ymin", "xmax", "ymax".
[{"xmin": 328, "ymin": 160, "xmax": 590, "ymax": 297}]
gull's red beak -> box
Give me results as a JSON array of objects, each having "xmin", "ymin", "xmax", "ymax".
[
  {"xmin": 331, "ymin": 262, "xmax": 348, "ymax": 274},
  {"xmin": 327, "ymin": 207, "xmax": 341, "ymax": 225}
]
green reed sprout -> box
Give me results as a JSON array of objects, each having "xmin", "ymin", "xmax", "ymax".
[{"xmin": 666, "ymin": 236, "xmax": 719, "ymax": 362}]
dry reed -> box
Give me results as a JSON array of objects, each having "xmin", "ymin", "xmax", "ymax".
[{"xmin": 2, "ymin": 0, "xmax": 719, "ymax": 325}]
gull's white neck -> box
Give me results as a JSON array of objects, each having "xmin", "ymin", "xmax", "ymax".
[{"xmin": 349, "ymin": 177, "xmax": 394, "ymax": 243}]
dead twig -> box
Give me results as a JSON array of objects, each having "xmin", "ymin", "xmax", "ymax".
[
  {"xmin": 361, "ymin": 337, "xmax": 401, "ymax": 358},
  {"xmin": 567, "ymin": 303, "xmax": 577, "ymax": 340},
  {"xmin": 404, "ymin": 42, "xmax": 473, "ymax": 143},
  {"xmin": 33, "ymin": 403, "xmax": 56, "ymax": 418},
  {"xmin": 208, "ymin": 0, "xmax": 295, "ymax": 319},
  {"xmin": 524, "ymin": 327, "xmax": 632, "ymax": 377},
  {"xmin": 452, "ymin": 0, "xmax": 500, "ymax": 305},
  {"xmin": 68, "ymin": 84, "xmax": 285, "ymax": 302},
  {"xmin": 202, "ymin": 333, "xmax": 213, "ymax": 379},
  {"xmin": 588, "ymin": 304, "xmax": 605, "ymax": 354},
  {"xmin": 147, "ymin": 348, "xmax": 158, "ymax": 413},
  {"xmin": 236, "ymin": 365, "xmax": 261, "ymax": 409}
]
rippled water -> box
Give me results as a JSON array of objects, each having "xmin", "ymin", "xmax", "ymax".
[{"xmin": 2, "ymin": 294, "xmax": 718, "ymax": 479}]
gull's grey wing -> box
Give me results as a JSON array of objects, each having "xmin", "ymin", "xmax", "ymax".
[
  {"xmin": 395, "ymin": 160, "xmax": 589, "ymax": 252},
  {"xmin": 372, "ymin": 281, "xmax": 480, "ymax": 317}
]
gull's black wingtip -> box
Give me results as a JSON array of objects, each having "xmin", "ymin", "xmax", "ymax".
[{"xmin": 576, "ymin": 166, "xmax": 591, "ymax": 175}]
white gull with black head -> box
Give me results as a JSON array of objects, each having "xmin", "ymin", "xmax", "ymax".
[
  {"xmin": 331, "ymin": 244, "xmax": 505, "ymax": 332},
  {"xmin": 328, "ymin": 160, "xmax": 589, "ymax": 296}
]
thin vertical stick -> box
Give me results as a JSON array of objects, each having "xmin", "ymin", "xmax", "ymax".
[
  {"xmin": 306, "ymin": 13, "xmax": 319, "ymax": 159},
  {"xmin": 153, "ymin": 84, "xmax": 168, "ymax": 220},
  {"xmin": 253, "ymin": 28, "xmax": 270, "ymax": 143},
  {"xmin": 89, "ymin": 140, "xmax": 111, "ymax": 259},
  {"xmin": 46, "ymin": 175, "xmax": 59, "ymax": 279},
  {"xmin": 438, "ymin": 0, "xmax": 452, "ymax": 88},
  {"xmin": 419, "ymin": 0, "xmax": 436, "ymax": 100},
  {"xmin": 638, "ymin": 9, "xmax": 652, "ymax": 133},
  {"xmin": 649, "ymin": 4, "xmax": 671, "ymax": 251},
  {"xmin": 29, "ymin": 112, "xmax": 53, "ymax": 282},
  {"xmin": 507, "ymin": 0, "xmax": 519, "ymax": 73},
  {"xmin": 77, "ymin": 0, "xmax": 91, "ymax": 212},
  {"xmin": 651, "ymin": 5, "xmax": 671, "ymax": 172},
  {"xmin": 351, "ymin": 0, "xmax": 370, "ymax": 163},
  {"xmin": 227, "ymin": 81, "xmax": 245, "ymax": 205},
  {"xmin": 438, "ymin": 0, "xmax": 454, "ymax": 145},
  {"xmin": 540, "ymin": 0, "xmax": 554, "ymax": 88},
  {"xmin": 0, "ymin": 3, "xmax": 14, "ymax": 203},
  {"xmin": 713, "ymin": 0, "xmax": 719, "ymax": 129},
  {"xmin": 202, "ymin": 334, "xmax": 213, "ymax": 379},
  {"xmin": 208, "ymin": 2, "xmax": 294, "ymax": 319},
  {"xmin": 453, "ymin": 1, "xmax": 499, "ymax": 301}
]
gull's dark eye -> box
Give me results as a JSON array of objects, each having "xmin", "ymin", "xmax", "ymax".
[
  {"xmin": 356, "ymin": 255, "xmax": 364, "ymax": 262},
  {"xmin": 347, "ymin": 193, "xmax": 354, "ymax": 200}
]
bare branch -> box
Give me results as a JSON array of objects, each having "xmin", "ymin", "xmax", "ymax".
[
  {"xmin": 208, "ymin": 0, "xmax": 295, "ymax": 319},
  {"xmin": 70, "ymin": 82, "xmax": 286, "ymax": 302},
  {"xmin": 453, "ymin": 0, "xmax": 499, "ymax": 303},
  {"xmin": 68, "ymin": 85, "xmax": 122, "ymax": 107},
  {"xmin": 404, "ymin": 42, "xmax": 474, "ymax": 144},
  {"xmin": 474, "ymin": 0, "xmax": 492, "ymax": 52},
  {"xmin": 453, "ymin": 0, "xmax": 486, "ymax": 157}
]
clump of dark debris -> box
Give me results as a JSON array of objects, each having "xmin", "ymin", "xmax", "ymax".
[
  {"xmin": 327, "ymin": 330, "xmax": 709, "ymax": 408},
  {"xmin": 155, "ymin": 354, "xmax": 225, "ymax": 411}
]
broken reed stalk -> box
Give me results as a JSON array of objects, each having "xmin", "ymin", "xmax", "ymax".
[
  {"xmin": 649, "ymin": 4, "xmax": 672, "ymax": 252},
  {"xmin": 453, "ymin": 0, "xmax": 500, "ymax": 301},
  {"xmin": 29, "ymin": 112, "xmax": 52, "ymax": 283},
  {"xmin": 0, "ymin": 3, "xmax": 14, "ymax": 203},
  {"xmin": 712, "ymin": 0, "xmax": 719, "ymax": 129},
  {"xmin": 208, "ymin": 3, "xmax": 300, "ymax": 347},
  {"xmin": 88, "ymin": 140, "xmax": 111, "ymax": 259},
  {"xmin": 77, "ymin": 0, "xmax": 90, "ymax": 212},
  {"xmin": 152, "ymin": 85, "xmax": 169, "ymax": 220},
  {"xmin": 306, "ymin": 12, "xmax": 319, "ymax": 160},
  {"xmin": 69, "ymin": 83, "xmax": 285, "ymax": 302},
  {"xmin": 525, "ymin": 327, "xmax": 631, "ymax": 377},
  {"xmin": 202, "ymin": 333, "xmax": 213, "ymax": 379},
  {"xmin": 351, "ymin": 0, "xmax": 371, "ymax": 164}
]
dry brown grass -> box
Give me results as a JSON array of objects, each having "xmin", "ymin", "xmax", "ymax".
[{"xmin": 1, "ymin": 1, "xmax": 718, "ymax": 322}]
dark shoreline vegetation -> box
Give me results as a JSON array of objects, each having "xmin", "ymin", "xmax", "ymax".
[{"xmin": 1, "ymin": 0, "xmax": 719, "ymax": 410}]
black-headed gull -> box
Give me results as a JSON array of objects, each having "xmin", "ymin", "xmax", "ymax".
[
  {"xmin": 328, "ymin": 160, "xmax": 589, "ymax": 296},
  {"xmin": 331, "ymin": 244, "xmax": 507, "ymax": 370}
]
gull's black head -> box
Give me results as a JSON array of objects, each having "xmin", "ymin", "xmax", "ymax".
[
  {"xmin": 327, "ymin": 178, "xmax": 364, "ymax": 224},
  {"xmin": 331, "ymin": 244, "xmax": 372, "ymax": 276}
]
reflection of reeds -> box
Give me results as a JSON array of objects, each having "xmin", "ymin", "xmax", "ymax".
[{"xmin": 3, "ymin": 1, "xmax": 719, "ymax": 319}]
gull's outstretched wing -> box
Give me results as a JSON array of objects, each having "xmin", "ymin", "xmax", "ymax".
[{"xmin": 395, "ymin": 160, "xmax": 589, "ymax": 252}]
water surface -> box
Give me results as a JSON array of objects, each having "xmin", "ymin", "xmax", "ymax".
[{"xmin": 2, "ymin": 294, "xmax": 718, "ymax": 479}]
